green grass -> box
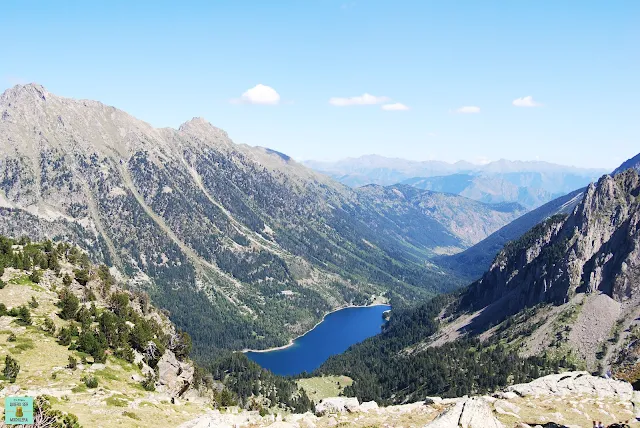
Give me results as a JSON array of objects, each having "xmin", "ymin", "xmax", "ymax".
[
  {"xmin": 106, "ymin": 395, "xmax": 130, "ymax": 407},
  {"xmin": 122, "ymin": 411, "xmax": 140, "ymax": 420},
  {"xmin": 71, "ymin": 385, "xmax": 88, "ymax": 393},
  {"xmin": 297, "ymin": 375, "xmax": 353, "ymax": 403},
  {"xmin": 8, "ymin": 337, "xmax": 35, "ymax": 354},
  {"xmin": 94, "ymin": 367, "xmax": 121, "ymax": 381}
]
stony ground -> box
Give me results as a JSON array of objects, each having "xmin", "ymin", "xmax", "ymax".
[{"xmin": 181, "ymin": 372, "xmax": 640, "ymax": 428}]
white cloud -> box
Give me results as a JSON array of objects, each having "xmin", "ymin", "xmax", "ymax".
[
  {"xmin": 455, "ymin": 106, "xmax": 480, "ymax": 114},
  {"xmin": 512, "ymin": 96, "xmax": 542, "ymax": 107},
  {"xmin": 329, "ymin": 93, "xmax": 390, "ymax": 106},
  {"xmin": 381, "ymin": 103, "xmax": 410, "ymax": 111},
  {"xmin": 232, "ymin": 84, "xmax": 280, "ymax": 105}
]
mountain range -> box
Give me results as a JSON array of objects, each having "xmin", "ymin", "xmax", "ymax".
[
  {"xmin": 0, "ymin": 84, "xmax": 529, "ymax": 358},
  {"xmin": 305, "ymin": 155, "xmax": 607, "ymax": 209}
]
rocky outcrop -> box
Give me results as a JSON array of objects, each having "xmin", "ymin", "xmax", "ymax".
[
  {"xmin": 505, "ymin": 371, "xmax": 633, "ymax": 401},
  {"xmin": 314, "ymin": 397, "xmax": 362, "ymax": 415},
  {"xmin": 157, "ymin": 350, "xmax": 194, "ymax": 397}
]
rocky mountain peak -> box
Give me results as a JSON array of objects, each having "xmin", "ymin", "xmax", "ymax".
[{"xmin": 0, "ymin": 83, "xmax": 50, "ymax": 105}]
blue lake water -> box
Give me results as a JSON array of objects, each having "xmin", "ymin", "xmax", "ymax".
[{"xmin": 246, "ymin": 305, "xmax": 391, "ymax": 376}]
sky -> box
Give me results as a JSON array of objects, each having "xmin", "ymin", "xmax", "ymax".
[{"xmin": 1, "ymin": 1, "xmax": 638, "ymax": 169}]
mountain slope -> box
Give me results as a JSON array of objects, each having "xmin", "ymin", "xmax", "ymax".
[
  {"xmin": 436, "ymin": 187, "xmax": 585, "ymax": 278},
  {"xmin": 0, "ymin": 84, "xmax": 522, "ymax": 357},
  {"xmin": 316, "ymin": 169, "xmax": 640, "ymax": 403}
]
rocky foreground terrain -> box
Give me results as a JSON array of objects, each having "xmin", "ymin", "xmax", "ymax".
[{"xmin": 181, "ymin": 372, "xmax": 639, "ymax": 428}]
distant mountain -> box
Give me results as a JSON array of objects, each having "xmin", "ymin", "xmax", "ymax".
[
  {"xmin": 0, "ymin": 84, "xmax": 523, "ymax": 358},
  {"xmin": 304, "ymin": 155, "xmax": 606, "ymax": 187},
  {"xmin": 403, "ymin": 173, "xmax": 554, "ymax": 209},
  {"xmin": 304, "ymin": 155, "xmax": 606, "ymax": 210}
]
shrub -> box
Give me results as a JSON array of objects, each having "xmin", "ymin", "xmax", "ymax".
[
  {"xmin": 58, "ymin": 287, "xmax": 80, "ymax": 320},
  {"xmin": 3, "ymin": 355, "xmax": 20, "ymax": 382},
  {"xmin": 74, "ymin": 269, "xmax": 90, "ymax": 286},
  {"xmin": 29, "ymin": 269, "xmax": 42, "ymax": 283},
  {"xmin": 16, "ymin": 305, "xmax": 32, "ymax": 325},
  {"xmin": 0, "ymin": 279, "xmax": 5, "ymax": 289},
  {"xmin": 82, "ymin": 375, "xmax": 98, "ymax": 388},
  {"xmin": 29, "ymin": 295, "xmax": 39, "ymax": 308},
  {"xmin": 123, "ymin": 411, "xmax": 140, "ymax": 420},
  {"xmin": 0, "ymin": 303, "xmax": 6, "ymax": 315},
  {"xmin": 68, "ymin": 356, "xmax": 77, "ymax": 370},
  {"xmin": 63, "ymin": 274, "xmax": 73, "ymax": 286},
  {"xmin": 141, "ymin": 371, "xmax": 156, "ymax": 391},
  {"xmin": 43, "ymin": 318, "xmax": 56, "ymax": 335},
  {"xmin": 7, "ymin": 333, "xmax": 16, "ymax": 342}
]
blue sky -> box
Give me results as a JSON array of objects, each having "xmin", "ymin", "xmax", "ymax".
[{"xmin": 1, "ymin": 1, "xmax": 638, "ymax": 168}]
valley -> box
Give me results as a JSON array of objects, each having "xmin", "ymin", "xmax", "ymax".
[{"xmin": 0, "ymin": 84, "xmax": 531, "ymax": 359}]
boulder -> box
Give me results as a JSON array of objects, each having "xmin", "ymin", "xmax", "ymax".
[
  {"xmin": 157, "ymin": 350, "xmax": 195, "ymax": 397},
  {"xmin": 315, "ymin": 397, "xmax": 360, "ymax": 415},
  {"xmin": 426, "ymin": 398, "xmax": 505, "ymax": 428},
  {"xmin": 359, "ymin": 401, "xmax": 379, "ymax": 412}
]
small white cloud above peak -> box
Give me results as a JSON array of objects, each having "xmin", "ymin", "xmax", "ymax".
[
  {"xmin": 512, "ymin": 96, "xmax": 542, "ymax": 107},
  {"xmin": 381, "ymin": 103, "xmax": 410, "ymax": 111},
  {"xmin": 231, "ymin": 84, "xmax": 280, "ymax": 105},
  {"xmin": 455, "ymin": 106, "xmax": 480, "ymax": 114},
  {"xmin": 329, "ymin": 93, "xmax": 390, "ymax": 106}
]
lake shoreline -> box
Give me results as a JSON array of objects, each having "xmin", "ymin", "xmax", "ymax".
[{"xmin": 241, "ymin": 303, "xmax": 391, "ymax": 354}]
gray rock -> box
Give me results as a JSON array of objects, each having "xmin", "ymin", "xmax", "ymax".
[
  {"xmin": 505, "ymin": 372, "xmax": 633, "ymax": 401},
  {"xmin": 157, "ymin": 350, "xmax": 195, "ymax": 397},
  {"xmin": 315, "ymin": 397, "xmax": 360, "ymax": 416},
  {"xmin": 359, "ymin": 401, "xmax": 379, "ymax": 412},
  {"xmin": 425, "ymin": 398, "xmax": 505, "ymax": 428}
]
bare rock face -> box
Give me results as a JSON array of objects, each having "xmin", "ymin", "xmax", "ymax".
[
  {"xmin": 425, "ymin": 397, "xmax": 505, "ymax": 428},
  {"xmin": 459, "ymin": 170, "xmax": 640, "ymax": 333},
  {"xmin": 157, "ymin": 350, "xmax": 194, "ymax": 397}
]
